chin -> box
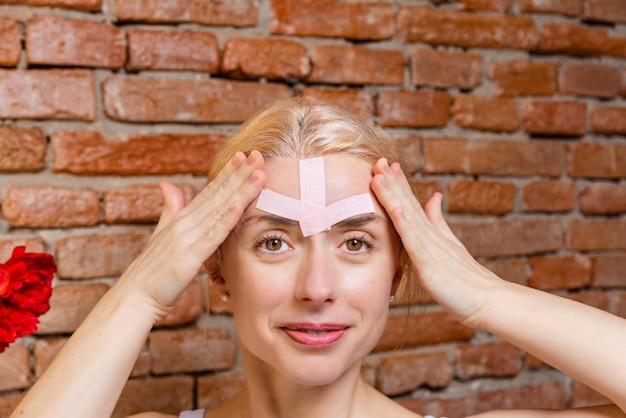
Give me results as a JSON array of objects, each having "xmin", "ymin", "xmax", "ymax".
[{"xmin": 276, "ymin": 355, "xmax": 358, "ymax": 387}]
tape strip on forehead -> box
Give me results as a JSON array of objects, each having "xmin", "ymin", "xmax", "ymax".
[{"xmin": 255, "ymin": 156, "xmax": 375, "ymax": 237}]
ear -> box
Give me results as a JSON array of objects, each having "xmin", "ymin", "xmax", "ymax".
[
  {"xmin": 391, "ymin": 267, "xmax": 403, "ymax": 296},
  {"xmin": 204, "ymin": 253, "xmax": 228, "ymax": 293}
]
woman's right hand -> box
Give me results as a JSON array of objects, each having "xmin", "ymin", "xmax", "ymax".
[{"xmin": 117, "ymin": 150, "xmax": 265, "ymax": 322}]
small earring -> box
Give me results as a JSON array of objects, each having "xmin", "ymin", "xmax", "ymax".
[
  {"xmin": 220, "ymin": 293, "xmax": 230, "ymax": 302},
  {"xmin": 389, "ymin": 295, "xmax": 395, "ymax": 303}
]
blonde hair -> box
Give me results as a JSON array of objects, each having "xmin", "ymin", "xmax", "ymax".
[
  {"xmin": 208, "ymin": 97, "xmax": 397, "ymax": 180},
  {"xmin": 207, "ymin": 97, "xmax": 418, "ymax": 302}
]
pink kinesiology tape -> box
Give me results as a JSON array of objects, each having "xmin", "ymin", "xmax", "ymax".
[{"xmin": 255, "ymin": 157, "xmax": 375, "ymax": 237}]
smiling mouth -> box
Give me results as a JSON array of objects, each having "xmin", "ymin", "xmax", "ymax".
[{"xmin": 281, "ymin": 324, "xmax": 348, "ymax": 349}]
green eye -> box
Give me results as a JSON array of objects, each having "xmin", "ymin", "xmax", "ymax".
[
  {"xmin": 265, "ymin": 239, "xmax": 283, "ymax": 251},
  {"xmin": 346, "ymin": 239, "xmax": 363, "ymax": 251}
]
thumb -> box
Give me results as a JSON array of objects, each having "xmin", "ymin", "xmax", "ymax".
[{"xmin": 155, "ymin": 181, "xmax": 186, "ymax": 233}]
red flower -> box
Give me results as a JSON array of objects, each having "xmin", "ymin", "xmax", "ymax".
[{"xmin": 0, "ymin": 246, "xmax": 56, "ymax": 353}]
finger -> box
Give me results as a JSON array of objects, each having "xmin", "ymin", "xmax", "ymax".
[
  {"xmin": 185, "ymin": 151, "xmax": 262, "ymax": 215},
  {"xmin": 155, "ymin": 181, "xmax": 186, "ymax": 234},
  {"xmin": 424, "ymin": 193, "xmax": 455, "ymax": 240}
]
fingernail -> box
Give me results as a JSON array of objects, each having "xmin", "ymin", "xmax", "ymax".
[
  {"xmin": 383, "ymin": 158, "xmax": 391, "ymax": 173},
  {"xmin": 231, "ymin": 152, "xmax": 244, "ymax": 167},
  {"xmin": 248, "ymin": 170, "xmax": 258, "ymax": 184}
]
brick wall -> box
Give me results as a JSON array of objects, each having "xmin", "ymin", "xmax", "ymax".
[{"xmin": 1, "ymin": 1, "xmax": 626, "ymax": 417}]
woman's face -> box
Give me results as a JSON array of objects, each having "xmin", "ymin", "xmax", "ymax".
[{"xmin": 220, "ymin": 153, "xmax": 401, "ymax": 386}]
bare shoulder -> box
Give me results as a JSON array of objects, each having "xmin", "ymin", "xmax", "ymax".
[{"xmin": 126, "ymin": 412, "xmax": 178, "ymax": 418}]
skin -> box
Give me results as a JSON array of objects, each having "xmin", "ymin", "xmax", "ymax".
[{"xmin": 10, "ymin": 151, "xmax": 626, "ymax": 418}]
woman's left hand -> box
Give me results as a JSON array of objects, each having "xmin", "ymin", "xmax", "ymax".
[{"xmin": 371, "ymin": 158, "xmax": 503, "ymax": 329}]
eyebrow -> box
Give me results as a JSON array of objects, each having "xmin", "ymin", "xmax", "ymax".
[{"xmin": 239, "ymin": 213, "xmax": 386, "ymax": 232}]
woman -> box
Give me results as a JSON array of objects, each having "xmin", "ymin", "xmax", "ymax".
[{"xmin": 11, "ymin": 99, "xmax": 626, "ymax": 418}]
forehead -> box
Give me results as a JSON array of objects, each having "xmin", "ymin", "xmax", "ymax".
[{"xmin": 262, "ymin": 154, "xmax": 373, "ymax": 204}]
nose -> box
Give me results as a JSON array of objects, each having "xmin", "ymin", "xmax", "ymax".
[{"xmin": 294, "ymin": 238, "xmax": 337, "ymax": 305}]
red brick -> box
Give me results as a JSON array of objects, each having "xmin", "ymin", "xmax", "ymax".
[
  {"xmin": 222, "ymin": 38, "xmax": 309, "ymax": 81},
  {"xmin": 454, "ymin": 95, "xmax": 521, "ymax": 132},
  {"xmin": 570, "ymin": 380, "xmax": 612, "ymax": 408},
  {"xmin": 396, "ymin": 398, "xmax": 427, "ymax": 415},
  {"xmin": 455, "ymin": 342, "xmax": 521, "ymax": 379},
  {"xmin": 481, "ymin": 258, "xmax": 528, "ymax": 286},
  {"xmin": 520, "ymin": 0, "xmax": 581, "ymax": 16},
  {"xmin": 33, "ymin": 337, "xmax": 67, "ymax": 377},
  {"xmin": 149, "ymin": 328, "xmax": 236, "ymax": 374},
  {"xmin": 308, "ymin": 45, "xmax": 403, "ymax": 85},
  {"xmin": 1, "ymin": 186, "xmax": 99, "ymax": 228},
  {"xmin": 608, "ymin": 290, "xmax": 626, "ymax": 318},
  {"xmin": 560, "ymin": 63, "xmax": 622, "ymax": 98},
  {"xmin": 103, "ymin": 184, "xmax": 196, "ymax": 224},
  {"xmin": 0, "ymin": 393, "xmax": 24, "ymax": 418},
  {"xmin": 0, "ymin": 69, "xmax": 95, "ymax": 120},
  {"xmin": 37, "ymin": 283, "xmax": 109, "ymax": 334},
  {"xmin": 56, "ymin": 233, "xmax": 150, "ymax": 279},
  {"xmin": 0, "ymin": 18, "xmax": 20, "ymax": 67},
  {"xmin": 103, "ymin": 76, "xmax": 290, "ymax": 123},
  {"xmin": 524, "ymin": 100, "xmax": 587, "ymax": 137},
  {"xmin": 377, "ymin": 352, "xmax": 452, "ymax": 396},
  {"xmin": 113, "ymin": 376, "xmax": 193, "ymax": 418},
  {"xmin": 377, "ymin": 91, "xmax": 451, "ymax": 128},
  {"xmin": 52, "ymin": 131, "xmax": 226, "ymax": 176},
  {"xmin": 409, "ymin": 49, "xmax": 483, "ymax": 89},
  {"xmin": 117, "ymin": 0, "xmax": 257, "ymax": 27},
  {"xmin": 528, "ymin": 255, "xmax": 592, "ymax": 290},
  {"xmin": 375, "ymin": 311, "xmax": 474, "ymax": 351},
  {"xmin": 451, "ymin": 219, "xmax": 563, "ymax": 258},
  {"xmin": 423, "ymin": 137, "xmax": 567, "ymax": 177},
  {"xmin": 0, "ymin": 0, "xmax": 101, "ymax": 10},
  {"xmin": 270, "ymin": 0, "xmax": 394, "ymax": 40},
  {"xmin": 580, "ymin": 182, "xmax": 626, "ymax": 215},
  {"xmin": 0, "ymin": 126, "xmax": 46, "ymax": 172},
  {"xmin": 583, "ymin": 0, "xmax": 626, "ymax": 24},
  {"xmin": 26, "ymin": 16, "xmax": 125, "ymax": 68},
  {"xmin": 490, "ymin": 60, "xmax": 557, "ymax": 96},
  {"xmin": 425, "ymin": 382, "xmax": 565, "ymax": 417},
  {"xmin": 197, "ymin": 372, "xmax": 246, "ymax": 409},
  {"xmin": 298, "ymin": 87, "xmax": 374, "ymax": 119},
  {"xmin": 591, "ymin": 106, "xmax": 626, "ymax": 135},
  {"xmin": 0, "ymin": 237, "xmax": 45, "ymax": 261},
  {"xmin": 567, "ymin": 219, "xmax": 626, "ymax": 251},
  {"xmin": 592, "ymin": 255, "xmax": 626, "ymax": 288},
  {"xmin": 459, "ymin": 0, "xmax": 513, "ymax": 12},
  {"xmin": 0, "ymin": 345, "xmax": 30, "ymax": 391},
  {"xmin": 569, "ymin": 142, "xmax": 626, "ymax": 178},
  {"xmin": 448, "ymin": 179, "xmax": 515, "ymax": 215},
  {"xmin": 398, "ymin": 6, "xmax": 539, "ymax": 50},
  {"xmin": 540, "ymin": 23, "xmax": 626, "ymax": 58},
  {"xmin": 154, "ymin": 280, "xmax": 205, "ymax": 327},
  {"xmin": 410, "ymin": 179, "xmax": 443, "ymax": 209},
  {"xmin": 127, "ymin": 29, "xmax": 219, "ymax": 72},
  {"xmin": 521, "ymin": 180, "xmax": 577, "ymax": 213}
]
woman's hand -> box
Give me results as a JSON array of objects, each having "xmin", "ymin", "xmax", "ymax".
[
  {"xmin": 371, "ymin": 158, "xmax": 503, "ymax": 328},
  {"xmin": 118, "ymin": 150, "xmax": 266, "ymax": 321}
]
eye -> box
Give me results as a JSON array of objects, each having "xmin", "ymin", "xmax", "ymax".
[
  {"xmin": 345, "ymin": 239, "xmax": 364, "ymax": 252},
  {"xmin": 342, "ymin": 234, "xmax": 374, "ymax": 254},
  {"xmin": 265, "ymin": 238, "xmax": 285, "ymax": 252}
]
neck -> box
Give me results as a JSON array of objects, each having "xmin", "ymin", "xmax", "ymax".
[{"xmin": 237, "ymin": 347, "xmax": 370, "ymax": 418}]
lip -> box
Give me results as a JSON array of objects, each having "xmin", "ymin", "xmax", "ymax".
[{"xmin": 281, "ymin": 323, "xmax": 349, "ymax": 349}]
